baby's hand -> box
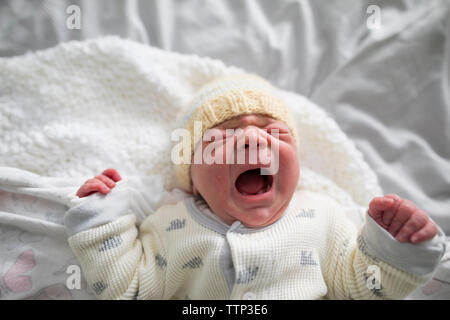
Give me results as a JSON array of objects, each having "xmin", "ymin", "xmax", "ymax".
[
  {"xmin": 76, "ymin": 168, "xmax": 122, "ymax": 198},
  {"xmin": 368, "ymin": 194, "xmax": 438, "ymax": 244}
]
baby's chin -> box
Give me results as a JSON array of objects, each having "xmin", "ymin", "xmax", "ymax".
[{"xmin": 231, "ymin": 205, "xmax": 284, "ymax": 228}]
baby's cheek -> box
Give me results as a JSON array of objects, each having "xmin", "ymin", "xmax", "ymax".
[
  {"xmin": 279, "ymin": 143, "xmax": 299, "ymax": 167},
  {"xmin": 194, "ymin": 162, "xmax": 228, "ymax": 192},
  {"xmin": 277, "ymin": 147, "xmax": 300, "ymax": 188},
  {"xmin": 209, "ymin": 165, "xmax": 229, "ymax": 187},
  {"xmin": 199, "ymin": 166, "xmax": 231, "ymax": 211}
]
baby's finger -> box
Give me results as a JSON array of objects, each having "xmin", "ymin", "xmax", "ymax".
[
  {"xmin": 369, "ymin": 197, "xmax": 394, "ymax": 214},
  {"xmin": 96, "ymin": 175, "xmax": 116, "ymax": 188},
  {"xmin": 76, "ymin": 180, "xmax": 96, "ymax": 197},
  {"xmin": 387, "ymin": 199, "xmax": 416, "ymax": 237},
  {"xmin": 394, "ymin": 209, "xmax": 428, "ymax": 243},
  {"xmin": 90, "ymin": 179, "xmax": 111, "ymax": 194},
  {"xmin": 381, "ymin": 193, "xmax": 402, "ymax": 226},
  {"xmin": 102, "ymin": 168, "xmax": 122, "ymax": 182},
  {"xmin": 77, "ymin": 179, "xmax": 110, "ymax": 197},
  {"xmin": 368, "ymin": 197, "xmax": 394, "ymax": 229},
  {"xmin": 410, "ymin": 220, "xmax": 439, "ymax": 243}
]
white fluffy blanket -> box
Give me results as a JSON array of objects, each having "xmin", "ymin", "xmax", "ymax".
[{"xmin": 0, "ymin": 37, "xmax": 448, "ymax": 299}]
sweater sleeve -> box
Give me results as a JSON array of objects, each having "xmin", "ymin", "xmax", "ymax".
[
  {"xmin": 67, "ymin": 214, "xmax": 167, "ymax": 300},
  {"xmin": 64, "ymin": 178, "xmax": 169, "ymax": 300},
  {"xmin": 64, "ymin": 177, "xmax": 166, "ymax": 236},
  {"xmin": 323, "ymin": 207, "xmax": 446, "ymax": 300}
]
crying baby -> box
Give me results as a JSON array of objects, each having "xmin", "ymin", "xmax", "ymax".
[{"xmin": 64, "ymin": 74, "xmax": 446, "ymax": 300}]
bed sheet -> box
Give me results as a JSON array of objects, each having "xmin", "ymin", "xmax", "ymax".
[
  {"xmin": 1, "ymin": 0, "xmax": 448, "ymax": 233},
  {"xmin": 0, "ymin": 0, "xmax": 449, "ymax": 300}
]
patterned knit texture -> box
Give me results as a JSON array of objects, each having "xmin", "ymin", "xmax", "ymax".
[{"xmin": 68, "ymin": 190, "xmax": 427, "ymax": 300}]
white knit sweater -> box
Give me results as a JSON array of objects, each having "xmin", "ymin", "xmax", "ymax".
[{"xmin": 65, "ymin": 183, "xmax": 446, "ymax": 300}]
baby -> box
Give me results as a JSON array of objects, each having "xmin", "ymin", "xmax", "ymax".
[{"xmin": 65, "ymin": 74, "xmax": 446, "ymax": 300}]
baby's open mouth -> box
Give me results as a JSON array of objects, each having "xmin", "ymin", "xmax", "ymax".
[{"xmin": 235, "ymin": 169, "xmax": 274, "ymax": 195}]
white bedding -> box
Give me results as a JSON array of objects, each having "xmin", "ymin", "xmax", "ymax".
[
  {"xmin": 0, "ymin": 0, "xmax": 449, "ymax": 299},
  {"xmin": 0, "ymin": 36, "xmax": 386, "ymax": 298},
  {"xmin": 1, "ymin": 0, "xmax": 448, "ymax": 233}
]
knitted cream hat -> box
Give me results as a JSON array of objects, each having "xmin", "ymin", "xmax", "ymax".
[{"xmin": 175, "ymin": 73, "xmax": 298, "ymax": 192}]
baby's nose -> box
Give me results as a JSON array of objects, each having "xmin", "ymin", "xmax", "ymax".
[
  {"xmin": 244, "ymin": 126, "xmax": 258, "ymax": 148},
  {"xmin": 229, "ymin": 126, "xmax": 271, "ymax": 166},
  {"xmin": 239, "ymin": 126, "xmax": 267, "ymax": 149}
]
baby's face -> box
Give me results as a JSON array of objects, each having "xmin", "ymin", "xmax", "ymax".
[{"xmin": 190, "ymin": 114, "xmax": 300, "ymax": 228}]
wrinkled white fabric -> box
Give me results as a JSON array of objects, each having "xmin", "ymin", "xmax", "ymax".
[
  {"xmin": 0, "ymin": 0, "xmax": 449, "ymax": 300},
  {"xmin": 1, "ymin": 0, "xmax": 448, "ymax": 233}
]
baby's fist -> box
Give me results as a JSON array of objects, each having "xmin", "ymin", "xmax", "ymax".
[
  {"xmin": 368, "ymin": 194, "xmax": 438, "ymax": 244},
  {"xmin": 76, "ymin": 168, "xmax": 122, "ymax": 198}
]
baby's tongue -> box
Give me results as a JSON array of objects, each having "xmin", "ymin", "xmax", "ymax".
[{"xmin": 235, "ymin": 169, "xmax": 265, "ymax": 194}]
